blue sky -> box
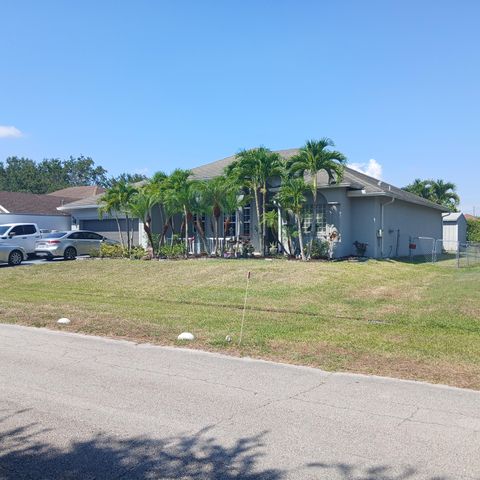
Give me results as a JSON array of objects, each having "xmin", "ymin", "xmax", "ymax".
[{"xmin": 1, "ymin": 1, "xmax": 478, "ymax": 212}]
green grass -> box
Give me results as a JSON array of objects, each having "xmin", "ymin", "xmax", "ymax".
[{"xmin": 1, "ymin": 258, "xmax": 479, "ymax": 389}]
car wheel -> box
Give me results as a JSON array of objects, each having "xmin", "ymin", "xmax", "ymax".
[
  {"xmin": 64, "ymin": 247, "xmax": 77, "ymax": 261},
  {"xmin": 8, "ymin": 250, "xmax": 23, "ymax": 266}
]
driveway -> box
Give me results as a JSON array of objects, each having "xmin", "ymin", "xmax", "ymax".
[{"xmin": 0, "ymin": 324, "xmax": 479, "ymax": 479}]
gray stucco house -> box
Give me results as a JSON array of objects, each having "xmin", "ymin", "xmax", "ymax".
[{"xmin": 58, "ymin": 149, "xmax": 448, "ymax": 259}]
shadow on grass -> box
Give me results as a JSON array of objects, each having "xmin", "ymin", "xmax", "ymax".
[{"xmin": 0, "ymin": 410, "xmax": 461, "ymax": 480}]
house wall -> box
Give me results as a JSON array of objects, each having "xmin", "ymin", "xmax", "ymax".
[
  {"xmin": 380, "ymin": 199, "xmax": 443, "ymax": 258},
  {"xmin": 0, "ymin": 213, "xmax": 71, "ymax": 231},
  {"xmin": 350, "ymin": 197, "xmax": 380, "ymax": 258}
]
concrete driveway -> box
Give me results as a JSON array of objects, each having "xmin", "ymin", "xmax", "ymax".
[{"xmin": 0, "ymin": 324, "xmax": 479, "ymax": 479}]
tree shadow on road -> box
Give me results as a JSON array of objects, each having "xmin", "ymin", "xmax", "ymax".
[
  {"xmin": 0, "ymin": 410, "xmax": 280, "ymax": 480},
  {"xmin": 0, "ymin": 410, "xmax": 467, "ymax": 480}
]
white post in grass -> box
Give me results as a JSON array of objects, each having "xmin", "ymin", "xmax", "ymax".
[{"xmin": 238, "ymin": 271, "xmax": 251, "ymax": 346}]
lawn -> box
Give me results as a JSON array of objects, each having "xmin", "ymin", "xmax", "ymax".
[{"xmin": 1, "ymin": 258, "xmax": 479, "ymax": 389}]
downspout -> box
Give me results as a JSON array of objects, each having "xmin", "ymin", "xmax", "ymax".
[{"xmin": 380, "ymin": 197, "xmax": 395, "ymax": 258}]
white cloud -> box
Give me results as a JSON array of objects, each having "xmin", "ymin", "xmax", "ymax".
[
  {"xmin": 350, "ymin": 158, "xmax": 382, "ymax": 179},
  {"xmin": 0, "ymin": 125, "xmax": 22, "ymax": 138}
]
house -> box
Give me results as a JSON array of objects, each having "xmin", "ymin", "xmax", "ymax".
[
  {"xmin": 59, "ymin": 149, "xmax": 448, "ymax": 258},
  {"xmin": 57, "ymin": 192, "xmax": 141, "ymax": 245},
  {"xmin": 442, "ymin": 212, "xmax": 467, "ymax": 252},
  {"xmin": 0, "ymin": 186, "xmax": 105, "ymax": 231}
]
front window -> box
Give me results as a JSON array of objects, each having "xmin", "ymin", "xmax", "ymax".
[
  {"xmin": 242, "ymin": 205, "xmax": 251, "ymax": 236},
  {"xmin": 0, "ymin": 226, "xmax": 10, "ymax": 235},
  {"xmin": 302, "ymin": 205, "xmax": 327, "ymax": 237},
  {"xmin": 224, "ymin": 212, "xmax": 236, "ymax": 237}
]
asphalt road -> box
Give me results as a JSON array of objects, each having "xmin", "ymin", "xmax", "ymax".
[{"xmin": 1, "ymin": 325, "xmax": 479, "ymax": 480}]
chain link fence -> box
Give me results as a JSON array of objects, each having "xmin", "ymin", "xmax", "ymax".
[{"xmin": 409, "ymin": 237, "xmax": 480, "ymax": 267}]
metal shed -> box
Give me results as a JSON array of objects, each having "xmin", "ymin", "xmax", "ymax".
[{"xmin": 442, "ymin": 212, "xmax": 467, "ymax": 251}]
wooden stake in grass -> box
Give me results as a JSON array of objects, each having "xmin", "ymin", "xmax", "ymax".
[{"xmin": 238, "ymin": 271, "xmax": 251, "ymax": 346}]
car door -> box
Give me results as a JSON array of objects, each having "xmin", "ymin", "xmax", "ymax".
[
  {"xmin": 67, "ymin": 232, "xmax": 88, "ymax": 255},
  {"xmin": 6, "ymin": 225, "xmax": 29, "ymax": 252},
  {"xmin": 22, "ymin": 224, "xmax": 41, "ymax": 253},
  {"xmin": 84, "ymin": 231, "xmax": 104, "ymax": 255}
]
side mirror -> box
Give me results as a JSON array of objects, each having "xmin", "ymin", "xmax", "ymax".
[{"xmin": 8, "ymin": 232, "xmax": 16, "ymax": 238}]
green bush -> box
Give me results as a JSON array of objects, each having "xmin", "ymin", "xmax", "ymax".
[
  {"xmin": 310, "ymin": 239, "xmax": 329, "ymax": 259},
  {"xmin": 467, "ymin": 219, "xmax": 480, "ymax": 242},
  {"xmin": 91, "ymin": 243, "xmax": 147, "ymax": 259},
  {"xmin": 158, "ymin": 243, "xmax": 186, "ymax": 259}
]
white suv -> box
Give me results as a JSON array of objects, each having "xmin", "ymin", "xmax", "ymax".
[{"xmin": 0, "ymin": 223, "xmax": 42, "ymax": 256}]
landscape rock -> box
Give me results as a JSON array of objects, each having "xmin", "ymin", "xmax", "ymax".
[
  {"xmin": 177, "ymin": 332, "xmax": 195, "ymax": 341},
  {"xmin": 57, "ymin": 318, "xmax": 71, "ymax": 325}
]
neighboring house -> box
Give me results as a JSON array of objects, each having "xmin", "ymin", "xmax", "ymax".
[
  {"xmin": 442, "ymin": 212, "xmax": 467, "ymax": 251},
  {"xmin": 57, "ymin": 193, "xmax": 140, "ymax": 245},
  {"xmin": 0, "ymin": 186, "xmax": 105, "ymax": 231},
  {"xmin": 59, "ymin": 149, "xmax": 448, "ymax": 258}
]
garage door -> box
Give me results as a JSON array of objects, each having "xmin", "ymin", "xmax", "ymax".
[{"xmin": 80, "ymin": 219, "xmax": 139, "ymax": 245}]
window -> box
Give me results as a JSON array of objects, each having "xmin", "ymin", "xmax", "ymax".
[
  {"xmin": 302, "ymin": 205, "xmax": 327, "ymax": 237},
  {"xmin": 85, "ymin": 232, "xmax": 103, "ymax": 240},
  {"xmin": 242, "ymin": 205, "xmax": 251, "ymax": 236},
  {"xmin": 224, "ymin": 212, "xmax": 236, "ymax": 237},
  {"xmin": 23, "ymin": 225, "xmax": 37, "ymax": 235},
  {"xmin": 68, "ymin": 232, "xmax": 83, "ymax": 240},
  {"xmin": 11, "ymin": 225, "xmax": 24, "ymax": 236}
]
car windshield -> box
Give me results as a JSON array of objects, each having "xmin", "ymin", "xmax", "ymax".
[
  {"xmin": 42, "ymin": 232, "xmax": 68, "ymax": 239},
  {"xmin": 0, "ymin": 226, "xmax": 10, "ymax": 235}
]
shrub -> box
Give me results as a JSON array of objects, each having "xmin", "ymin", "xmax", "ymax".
[
  {"xmin": 158, "ymin": 243, "xmax": 186, "ymax": 259},
  {"xmin": 310, "ymin": 239, "xmax": 329, "ymax": 259},
  {"xmin": 91, "ymin": 243, "xmax": 147, "ymax": 259},
  {"xmin": 467, "ymin": 219, "xmax": 480, "ymax": 242}
]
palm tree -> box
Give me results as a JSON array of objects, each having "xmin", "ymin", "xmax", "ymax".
[
  {"xmin": 162, "ymin": 169, "xmax": 193, "ymax": 257},
  {"xmin": 288, "ymin": 139, "xmax": 346, "ymax": 258},
  {"xmin": 98, "ymin": 181, "xmax": 138, "ymax": 252},
  {"xmin": 403, "ymin": 178, "xmax": 460, "ymax": 211},
  {"xmin": 227, "ymin": 147, "xmax": 282, "ymax": 255},
  {"xmin": 403, "ymin": 179, "xmax": 432, "ymax": 199},
  {"xmin": 430, "ymin": 179, "xmax": 460, "ymax": 211},
  {"xmin": 197, "ymin": 176, "xmax": 231, "ymax": 255},
  {"xmin": 127, "ymin": 183, "xmax": 161, "ymax": 253},
  {"xmin": 275, "ymin": 177, "xmax": 310, "ymax": 261},
  {"xmin": 221, "ymin": 185, "xmax": 248, "ymax": 255}
]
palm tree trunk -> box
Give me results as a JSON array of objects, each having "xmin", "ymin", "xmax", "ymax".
[
  {"xmin": 125, "ymin": 214, "xmax": 131, "ymax": 253},
  {"xmin": 170, "ymin": 217, "xmax": 175, "ymax": 246},
  {"xmin": 262, "ymin": 183, "xmax": 267, "ymax": 256},
  {"xmin": 308, "ymin": 177, "xmax": 318, "ymax": 259},
  {"xmin": 114, "ymin": 214, "xmax": 125, "ymax": 250},
  {"xmin": 214, "ymin": 214, "xmax": 220, "ymax": 256},
  {"xmin": 184, "ymin": 206, "xmax": 189, "ymax": 258},
  {"xmin": 195, "ymin": 217, "xmax": 208, "ymax": 253},
  {"xmin": 253, "ymin": 186, "xmax": 263, "ymax": 256},
  {"xmin": 296, "ymin": 212, "xmax": 306, "ymax": 261}
]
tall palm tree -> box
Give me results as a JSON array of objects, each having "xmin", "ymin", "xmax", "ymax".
[
  {"xmin": 127, "ymin": 183, "xmax": 161, "ymax": 252},
  {"xmin": 403, "ymin": 179, "xmax": 432, "ymax": 199},
  {"xmin": 162, "ymin": 169, "xmax": 193, "ymax": 256},
  {"xmin": 197, "ymin": 176, "xmax": 231, "ymax": 255},
  {"xmin": 288, "ymin": 139, "xmax": 346, "ymax": 258},
  {"xmin": 275, "ymin": 177, "xmax": 310, "ymax": 261},
  {"xmin": 98, "ymin": 181, "xmax": 137, "ymax": 252},
  {"xmin": 221, "ymin": 185, "xmax": 248, "ymax": 254},
  {"xmin": 227, "ymin": 147, "xmax": 282, "ymax": 255}
]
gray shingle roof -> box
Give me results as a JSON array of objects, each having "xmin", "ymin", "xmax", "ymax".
[
  {"xmin": 59, "ymin": 148, "xmax": 448, "ymax": 213},
  {"xmin": 191, "ymin": 148, "xmax": 448, "ymax": 211},
  {"xmin": 0, "ymin": 191, "xmax": 73, "ymax": 215}
]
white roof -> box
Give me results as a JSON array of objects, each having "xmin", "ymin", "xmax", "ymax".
[{"xmin": 442, "ymin": 212, "xmax": 465, "ymax": 222}]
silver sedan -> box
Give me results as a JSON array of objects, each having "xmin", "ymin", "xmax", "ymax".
[
  {"xmin": 35, "ymin": 230, "xmax": 118, "ymax": 260},
  {"xmin": 0, "ymin": 244, "xmax": 26, "ymax": 266}
]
